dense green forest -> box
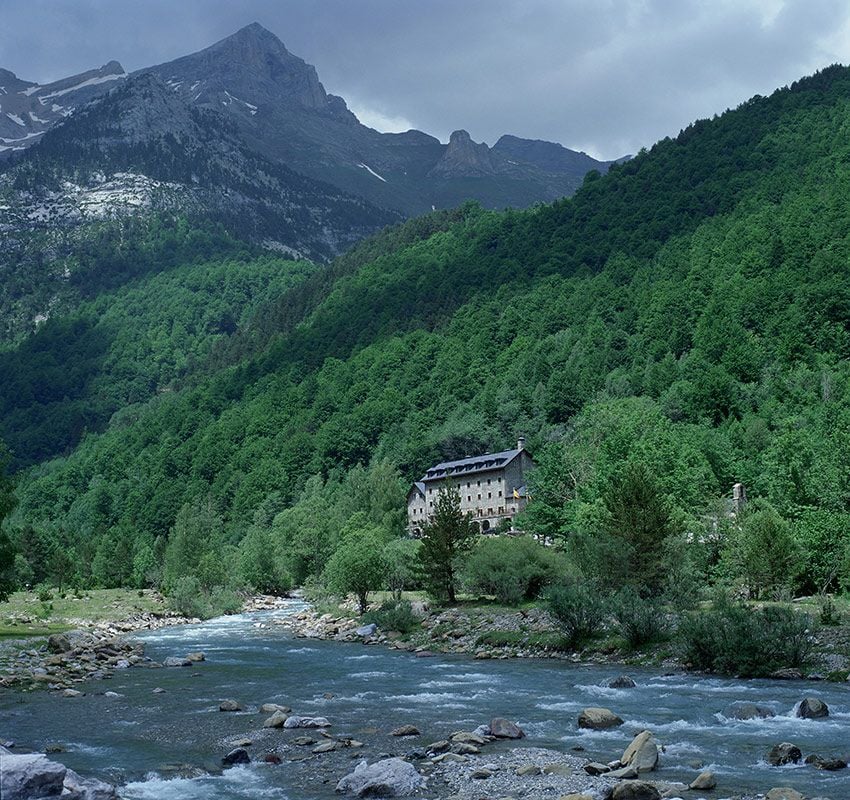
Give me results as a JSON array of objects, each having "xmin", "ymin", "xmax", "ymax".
[{"xmin": 3, "ymin": 65, "xmax": 850, "ymax": 612}]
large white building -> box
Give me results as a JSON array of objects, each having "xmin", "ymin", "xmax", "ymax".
[{"xmin": 407, "ymin": 438, "xmax": 535, "ymax": 535}]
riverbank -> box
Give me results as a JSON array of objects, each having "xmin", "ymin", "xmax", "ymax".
[{"xmin": 272, "ymin": 597, "xmax": 850, "ymax": 679}]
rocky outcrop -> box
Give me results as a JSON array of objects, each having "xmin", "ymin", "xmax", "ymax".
[
  {"xmin": 336, "ymin": 757, "xmax": 425, "ymax": 797},
  {"xmin": 578, "ymin": 707, "xmax": 623, "ymax": 729},
  {"xmin": 428, "ymin": 130, "xmax": 497, "ymax": 178},
  {"xmin": 608, "ymin": 675, "xmax": 636, "ymax": 689}
]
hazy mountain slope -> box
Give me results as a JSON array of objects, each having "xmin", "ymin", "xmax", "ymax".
[{"xmin": 10, "ymin": 65, "xmax": 850, "ymax": 588}]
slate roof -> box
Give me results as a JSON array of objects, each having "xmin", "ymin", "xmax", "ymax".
[{"xmin": 420, "ymin": 448, "xmax": 522, "ymax": 482}]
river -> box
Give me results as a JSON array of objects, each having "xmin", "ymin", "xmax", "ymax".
[{"xmin": 1, "ymin": 601, "xmax": 847, "ymax": 798}]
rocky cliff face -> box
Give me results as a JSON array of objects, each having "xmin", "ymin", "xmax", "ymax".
[
  {"xmin": 1, "ymin": 23, "xmax": 620, "ymax": 218},
  {"xmin": 0, "ymin": 61, "xmax": 126, "ymax": 154}
]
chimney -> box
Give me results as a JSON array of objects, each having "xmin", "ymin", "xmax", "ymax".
[{"xmin": 517, "ymin": 436, "xmax": 526, "ymax": 451}]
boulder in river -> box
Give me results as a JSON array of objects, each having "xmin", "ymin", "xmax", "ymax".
[
  {"xmin": 263, "ymin": 710, "xmax": 289, "ymax": 728},
  {"xmin": 0, "ymin": 753, "xmax": 118, "ymax": 800},
  {"xmin": 63, "ymin": 767, "xmax": 119, "ymax": 799},
  {"xmin": 186, "ymin": 652, "xmax": 205, "ymax": 662},
  {"xmin": 765, "ymin": 789, "xmax": 804, "ymax": 800},
  {"xmin": 767, "ymin": 742, "xmax": 802, "ymax": 766},
  {"xmin": 689, "ymin": 770, "xmax": 717, "ymax": 789},
  {"xmin": 222, "ymin": 748, "xmax": 250, "ymax": 766},
  {"xmin": 390, "ymin": 724, "xmax": 420, "ymax": 737},
  {"xmin": 610, "ymin": 780, "xmax": 661, "ymax": 800},
  {"xmin": 796, "ymin": 697, "xmax": 829, "ymax": 718},
  {"xmin": 260, "ymin": 703, "xmax": 291, "ymax": 714},
  {"xmin": 163, "ymin": 656, "xmax": 191, "ymax": 667},
  {"xmin": 621, "ymin": 730, "xmax": 659, "ymax": 772},
  {"xmin": 608, "ymin": 675, "xmax": 636, "ymax": 689},
  {"xmin": 724, "ymin": 701, "xmax": 776, "ymax": 720},
  {"xmin": 489, "ymin": 717, "xmax": 525, "ymax": 739},
  {"xmin": 283, "ymin": 715, "xmax": 331, "ymax": 728},
  {"xmin": 805, "ymin": 754, "xmax": 847, "ymax": 770},
  {"xmin": 578, "ymin": 707, "xmax": 624, "ymax": 729},
  {"xmin": 47, "ymin": 633, "xmax": 73, "ymax": 653},
  {"xmin": 770, "ymin": 668, "xmax": 804, "ymax": 680},
  {"xmin": 219, "ymin": 699, "xmax": 242, "ymax": 712},
  {"xmin": 336, "ymin": 757, "xmax": 425, "ymax": 797},
  {"xmin": 355, "ymin": 623, "xmax": 378, "ymax": 638}
]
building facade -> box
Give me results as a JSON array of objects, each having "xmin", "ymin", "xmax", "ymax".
[{"xmin": 407, "ymin": 438, "xmax": 536, "ymax": 535}]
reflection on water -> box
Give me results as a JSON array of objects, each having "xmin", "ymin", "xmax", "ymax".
[{"xmin": 2, "ymin": 600, "xmax": 847, "ymax": 799}]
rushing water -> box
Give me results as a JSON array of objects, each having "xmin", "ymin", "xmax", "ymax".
[{"xmin": 1, "ymin": 601, "xmax": 848, "ymax": 799}]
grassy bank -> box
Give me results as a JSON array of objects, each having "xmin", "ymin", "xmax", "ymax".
[{"xmin": 0, "ymin": 588, "xmax": 168, "ymax": 640}]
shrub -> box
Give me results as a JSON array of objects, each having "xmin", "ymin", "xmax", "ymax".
[
  {"xmin": 547, "ymin": 580, "xmax": 607, "ymax": 648},
  {"xmin": 361, "ymin": 599, "xmax": 419, "ymax": 634},
  {"xmin": 818, "ymin": 595, "xmax": 841, "ymax": 626},
  {"xmin": 167, "ymin": 576, "xmax": 211, "ymax": 619},
  {"xmin": 323, "ymin": 524, "xmax": 388, "ymax": 613},
  {"xmin": 610, "ymin": 588, "xmax": 670, "ymax": 649},
  {"xmin": 678, "ymin": 599, "xmax": 815, "ymax": 677},
  {"xmin": 463, "ymin": 535, "xmax": 564, "ymax": 605}
]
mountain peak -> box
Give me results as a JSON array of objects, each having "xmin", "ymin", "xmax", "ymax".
[
  {"xmin": 429, "ymin": 129, "xmax": 496, "ymax": 177},
  {"xmin": 143, "ymin": 23, "xmax": 332, "ymax": 113}
]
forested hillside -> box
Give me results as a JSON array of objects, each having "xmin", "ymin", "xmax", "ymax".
[{"xmin": 6, "ymin": 65, "xmax": 850, "ymax": 599}]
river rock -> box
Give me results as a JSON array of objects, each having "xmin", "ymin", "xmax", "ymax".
[
  {"xmin": 578, "ymin": 707, "xmax": 624, "ymax": 729},
  {"xmin": 222, "ymin": 748, "xmax": 250, "ymax": 766},
  {"xmin": 607, "ymin": 765, "xmax": 639, "ymax": 779},
  {"xmin": 472, "ymin": 768, "xmax": 492, "ymax": 779},
  {"xmin": 770, "ymin": 668, "xmax": 804, "ymax": 680},
  {"xmin": 0, "ymin": 753, "xmax": 67, "ymax": 800},
  {"xmin": 689, "ymin": 770, "xmax": 716, "ymax": 789},
  {"xmin": 219, "ymin": 699, "xmax": 242, "ymax": 712},
  {"xmin": 391, "ymin": 724, "xmax": 420, "ymax": 737},
  {"xmin": 584, "ymin": 762, "xmax": 611, "ymax": 775},
  {"xmin": 543, "ymin": 763, "xmax": 573, "ymax": 776},
  {"xmin": 765, "ymin": 790, "xmax": 804, "ymax": 800},
  {"xmin": 263, "ymin": 710, "xmax": 289, "ymax": 728},
  {"xmin": 451, "ymin": 731, "xmax": 486, "ymax": 744},
  {"xmin": 313, "ymin": 741, "xmax": 338, "ymax": 754},
  {"xmin": 797, "ymin": 697, "xmax": 829, "ymax": 718},
  {"xmin": 163, "ymin": 656, "xmax": 191, "ymax": 667},
  {"xmin": 336, "ymin": 757, "xmax": 425, "ymax": 797},
  {"xmin": 264, "ymin": 754, "xmax": 283, "ymax": 764},
  {"xmin": 621, "ymin": 730, "xmax": 659, "ymax": 772},
  {"xmin": 284, "ymin": 715, "xmax": 331, "ymax": 728},
  {"xmin": 489, "ymin": 717, "xmax": 525, "ymax": 738},
  {"xmin": 767, "ymin": 742, "xmax": 802, "ymax": 766},
  {"xmin": 515, "ymin": 764, "xmax": 541, "ymax": 776},
  {"xmin": 293, "ymin": 735, "xmax": 316, "ymax": 746},
  {"xmin": 452, "ymin": 743, "xmax": 481, "ymax": 755},
  {"xmin": 63, "ymin": 688, "xmax": 82, "ymax": 698},
  {"xmin": 186, "ymin": 652, "xmax": 205, "ymax": 662},
  {"xmin": 805, "ymin": 754, "xmax": 847, "ymax": 770},
  {"xmin": 610, "ymin": 780, "xmax": 662, "ymax": 800},
  {"xmin": 356, "ymin": 623, "xmax": 378, "ymax": 637},
  {"xmin": 63, "ymin": 767, "xmax": 119, "ymax": 799},
  {"xmin": 426, "ymin": 740, "xmax": 450, "ymax": 754},
  {"xmin": 260, "ymin": 703, "xmax": 292, "ymax": 714},
  {"xmin": 724, "ymin": 701, "xmax": 776, "ymax": 720},
  {"xmin": 47, "ymin": 633, "xmax": 73, "ymax": 653},
  {"xmin": 609, "ymin": 675, "xmax": 636, "ymax": 689}
]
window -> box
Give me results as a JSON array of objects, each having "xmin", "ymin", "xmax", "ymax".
[
  {"xmin": 466, "ymin": 482, "xmax": 470, "ymax": 488},
  {"xmin": 477, "ymin": 480, "xmax": 480, "ymax": 486},
  {"xmin": 498, "ymin": 490, "xmax": 502, "ymax": 497},
  {"xmin": 487, "ymin": 478, "xmax": 491, "ymax": 485},
  {"xmin": 467, "ymin": 496, "xmax": 471, "ymax": 502},
  {"xmin": 488, "ymin": 492, "xmax": 492, "ymax": 499}
]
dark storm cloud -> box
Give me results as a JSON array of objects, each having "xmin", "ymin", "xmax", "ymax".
[{"xmin": 1, "ymin": 0, "xmax": 848, "ymax": 158}]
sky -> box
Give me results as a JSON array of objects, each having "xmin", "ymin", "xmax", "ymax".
[{"xmin": 1, "ymin": 0, "xmax": 849, "ymax": 159}]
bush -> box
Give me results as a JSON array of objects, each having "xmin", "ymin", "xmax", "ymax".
[
  {"xmin": 361, "ymin": 599, "xmax": 419, "ymax": 634},
  {"xmin": 678, "ymin": 599, "xmax": 815, "ymax": 677},
  {"xmin": 547, "ymin": 580, "xmax": 607, "ymax": 648},
  {"xmin": 610, "ymin": 588, "xmax": 670, "ymax": 649},
  {"xmin": 167, "ymin": 576, "xmax": 211, "ymax": 619},
  {"xmin": 463, "ymin": 535, "xmax": 564, "ymax": 605}
]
